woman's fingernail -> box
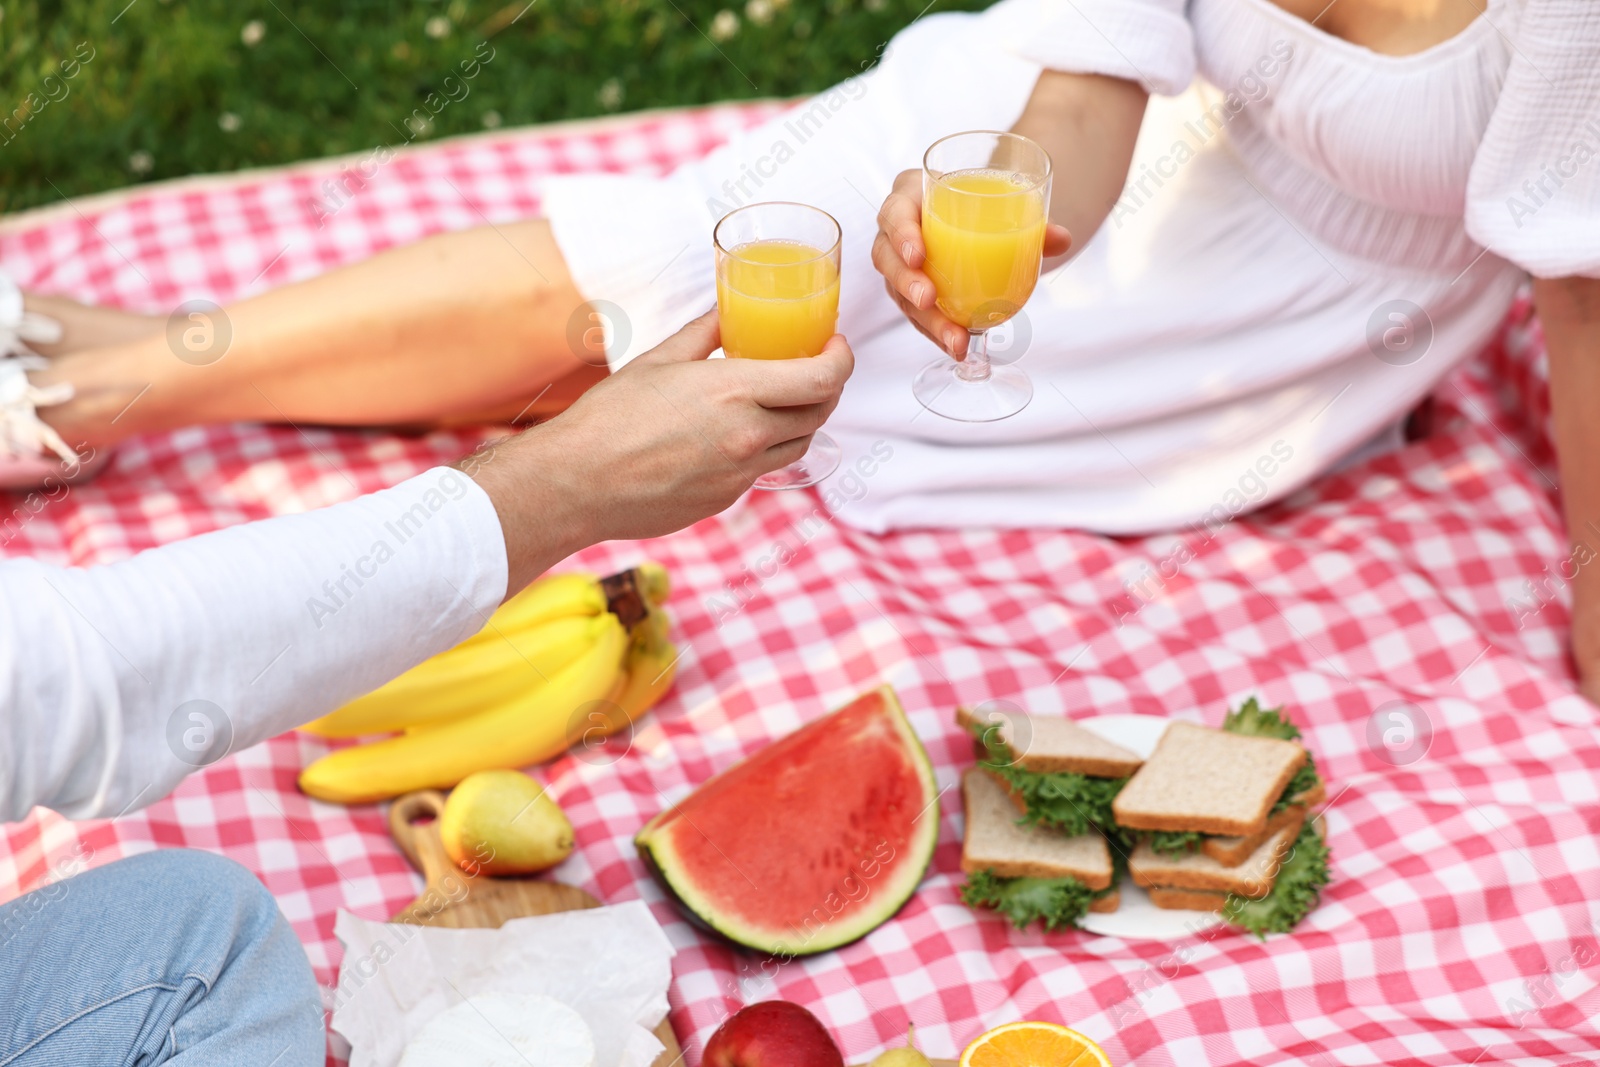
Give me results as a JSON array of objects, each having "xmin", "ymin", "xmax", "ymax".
[
  {"xmin": 909, "ymin": 281, "xmax": 927, "ymax": 307},
  {"xmin": 902, "ymin": 241, "xmax": 915, "ymax": 262}
]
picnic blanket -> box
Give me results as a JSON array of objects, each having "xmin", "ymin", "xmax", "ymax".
[{"xmin": 4, "ymin": 101, "xmax": 1599, "ymax": 1067}]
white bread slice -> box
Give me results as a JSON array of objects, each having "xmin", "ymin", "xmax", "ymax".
[
  {"xmin": 960, "ymin": 769, "xmax": 1113, "ymax": 890},
  {"xmin": 1112, "ymin": 721, "xmax": 1306, "ymax": 836},
  {"xmin": 1129, "ymin": 813, "xmax": 1303, "ymax": 898},
  {"xmin": 1146, "ymin": 886, "xmax": 1227, "ymax": 912},
  {"xmin": 1203, "ymin": 780, "xmax": 1326, "ymax": 866},
  {"xmin": 956, "ymin": 706, "xmax": 1143, "ymax": 778}
]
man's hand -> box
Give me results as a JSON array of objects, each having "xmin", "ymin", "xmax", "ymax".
[
  {"xmin": 872, "ymin": 168, "xmax": 1071, "ymax": 360},
  {"xmin": 462, "ymin": 309, "xmax": 854, "ymax": 594}
]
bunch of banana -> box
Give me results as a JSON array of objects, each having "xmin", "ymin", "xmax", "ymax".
[{"xmin": 297, "ymin": 563, "xmax": 679, "ymax": 805}]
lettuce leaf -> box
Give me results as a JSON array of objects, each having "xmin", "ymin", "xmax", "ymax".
[
  {"xmin": 1222, "ymin": 819, "xmax": 1331, "ymax": 938},
  {"xmin": 1273, "ymin": 758, "xmax": 1322, "ymax": 815},
  {"xmin": 984, "ymin": 763, "xmax": 1127, "ymax": 838},
  {"xmin": 1147, "ymin": 829, "xmax": 1206, "ymax": 858},
  {"xmin": 969, "ymin": 723, "xmax": 1128, "ymax": 838},
  {"xmin": 961, "ymin": 869, "xmax": 1106, "ymax": 932},
  {"xmin": 1221, "ymin": 696, "xmax": 1301, "ymax": 741}
]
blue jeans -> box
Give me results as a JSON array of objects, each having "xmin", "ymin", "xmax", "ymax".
[{"xmin": 0, "ymin": 849, "xmax": 324, "ymax": 1066}]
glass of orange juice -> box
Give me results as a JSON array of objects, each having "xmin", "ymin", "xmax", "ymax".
[
  {"xmin": 913, "ymin": 130, "xmax": 1051, "ymax": 422},
  {"xmin": 714, "ymin": 201, "xmax": 843, "ymax": 490}
]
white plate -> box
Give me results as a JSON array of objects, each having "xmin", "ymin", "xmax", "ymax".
[{"xmin": 1072, "ymin": 714, "xmax": 1227, "ymax": 940}]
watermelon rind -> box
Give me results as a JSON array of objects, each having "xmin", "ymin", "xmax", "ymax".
[{"xmin": 635, "ymin": 685, "xmax": 939, "ymax": 956}]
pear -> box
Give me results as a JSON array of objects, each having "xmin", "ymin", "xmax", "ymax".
[
  {"xmin": 868, "ymin": 1027, "xmax": 931, "ymax": 1067},
  {"xmin": 439, "ymin": 770, "xmax": 574, "ymax": 876}
]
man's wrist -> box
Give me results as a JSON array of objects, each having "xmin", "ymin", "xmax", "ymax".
[{"xmin": 459, "ymin": 425, "xmax": 598, "ymax": 598}]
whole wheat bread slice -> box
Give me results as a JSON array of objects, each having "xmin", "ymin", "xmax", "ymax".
[
  {"xmin": 980, "ymin": 767, "xmax": 1035, "ymax": 818},
  {"xmin": 1202, "ymin": 779, "xmax": 1326, "ymax": 866},
  {"xmin": 956, "ymin": 706, "xmax": 1143, "ymax": 778},
  {"xmin": 1088, "ymin": 889, "xmax": 1121, "ymax": 914},
  {"xmin": 1147, "ymin": 886, "xmax": 1228, "ymax": 912},
  {"xmin": 1112, "ymin": 721, "xmax": 1306, "ymax": 836},
  {"xmin": 961, "ymin": 769, "xmax": 1114, "ymax": 889},
  {"xmin": 1128, "ymin": 812, "xmax": 1304, "ymax": 897}
]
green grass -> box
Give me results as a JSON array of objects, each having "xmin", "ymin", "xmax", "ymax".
[{"xmin": 0, "ymin": 0, "xmax": 995, "ymax": 213}]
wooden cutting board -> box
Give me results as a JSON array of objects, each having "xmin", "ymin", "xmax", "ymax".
[{"xmin": 387, "ymin": 789, "xmax": 684, "ymax": 1067}]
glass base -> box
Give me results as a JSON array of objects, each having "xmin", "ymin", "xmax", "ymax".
[
  {"xmin": 912, "ymin": 357, "xmax": 1033, "ymax": 422},
  {"xmin": 752, "ymin": 431, "xmax": 841, "ymax": 491}
]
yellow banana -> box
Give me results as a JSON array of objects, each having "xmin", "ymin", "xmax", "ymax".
[
  {"xmin": 298, "ymin": 613, "xmax": 628, "ymax": 804},
  {"xmin": 462, "ymin": 571, "xmax": 605, "ymax": 643},
  {"xmin": 635, "ymin": 561, "xmax": 670, "ymax": 608},
  {"xmin": 583, "ymin": 611, "xmax": 679, "ymax": 740},
  {"xmin": 302, "ymin": 613, "xmax": 608, "ymax": 738},
  {"xmin": 616, "ymin": 630, "xmax": 679, "ymax": 727}
]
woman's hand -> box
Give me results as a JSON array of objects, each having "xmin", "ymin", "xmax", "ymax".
[
  {"xmin": 463, "ymin": 309, "xmax": 854, "ymax": 593},
  {"xmin": 871, "ymin": 71, "xmax": 1145, "ymax": 360},
  {"xmin": 871, "ymin": 168, "xmax": 1070, "ymax": 360}
]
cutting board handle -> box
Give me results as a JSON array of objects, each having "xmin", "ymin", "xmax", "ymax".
[
  {"xmin": 383, "ymin": 788, "xmax": 682, "ymax": 1067},
  {"xmin": 387, "ymin": 789, "xmax": 463, "ymax": 887}
]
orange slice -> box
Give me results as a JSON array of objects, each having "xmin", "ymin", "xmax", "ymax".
[{"xmin": 959, "ymin": 1021, "xmax": 1112, "ymax": 1067}]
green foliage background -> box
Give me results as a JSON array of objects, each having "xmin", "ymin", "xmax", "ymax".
[{"xmin": 0, "ymin": 0, "xmax": 995, "ymax": 213}]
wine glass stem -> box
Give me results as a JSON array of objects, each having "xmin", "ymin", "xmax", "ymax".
[{"xmin": 956, "ymin": 329, "xmax": 991, "ymax": 383}]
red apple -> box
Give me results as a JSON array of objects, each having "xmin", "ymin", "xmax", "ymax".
[{"xmin": 702, "ymin": 1001, "xmax": 845, "ymax": 1067}]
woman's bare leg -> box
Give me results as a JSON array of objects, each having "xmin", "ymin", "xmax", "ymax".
[{"xmin": 29, "ymin": 218, "xmax": 599, "ymax": 447}]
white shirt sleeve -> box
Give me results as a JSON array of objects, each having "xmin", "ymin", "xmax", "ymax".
[
  {"xmin": 983, "ymin": 0, "xmax": 1197, "ymax": 97},
  {"xmin": 0, "ymin": 466, "xmax": 508, "ymax": 822},
  {"xmin": 1465, "ymin": 2, "xmax": 1600, "ymax": 279}
]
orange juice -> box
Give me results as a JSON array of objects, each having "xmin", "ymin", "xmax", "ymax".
[
  {"xmin": 716, "ymin": 239, "xmax": 840, "ymax": 361},
  {"xmin": 922, "ymin": 168, "xmax": 1046, "ymax": 329}
]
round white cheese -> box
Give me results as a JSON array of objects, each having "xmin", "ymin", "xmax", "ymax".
[{"xmin": 399, "ymin": 992, "xmax": 596, "ymax": 1067}]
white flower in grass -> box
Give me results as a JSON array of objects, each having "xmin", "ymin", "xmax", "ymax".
[
  {"xmin": 128, "ymin": 151, "xmax": 153, "ymax": 175},
  {"xmin": 709, "ymin": 9, "xmax": 739, "ymax": 41},
  {"xmin": 482, "ymin": 110, "xmax": 503, "ymax": 129},
  {"xmin": 745, "ymin": 0, "xmax": 775, "ymax": 25},
  {"xmin": 218, "ymin": 112, "xmax": 241, "ymax": 132},
  {"xmin": 425, "ymin": 16, "xmax": 451, "ymax": 39},
  {"xmin": 597, "ymin": 78, "xmax": 624, "ymax": 111},
  {"xmin": 241, "ymin": 20, "xmax": 265, "ymax": 46},
  {"xmin": 864, "ymin": 0, "xmax": 886, "ymax": 11}
]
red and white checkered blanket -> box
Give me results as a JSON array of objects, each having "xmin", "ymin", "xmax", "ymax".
[{"xmin": 4, "ymin": 102, "xmax": 1598, "ymax": 1067}]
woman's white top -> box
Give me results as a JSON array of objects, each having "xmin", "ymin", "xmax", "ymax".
[
  {"xmin": 543, "ymin": 0, "xmax": 1600, "ymax": 533},
  {"xmin": 0, "ymin": 468, "xmax": 507, "ymax": 822}
]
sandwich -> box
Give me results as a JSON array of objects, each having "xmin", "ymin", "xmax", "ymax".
[
  {"xmin": 959, "ymin": 768, "xmax": 1122, "ymax": 931},
  {"xmin": 956, "ymin": 697, "xmax": 1331, "ymax": 937},
  {"xmin": 1112, "ymin": 699, "xmax": 1331, "ymax": 936},
  {"xmin": 1138, "ymin": 816, "xmax": 1329, "ymax": 925},
  {"xmin": 957, "ymin": 704, "xmax": 1143, "ymax": 838}
]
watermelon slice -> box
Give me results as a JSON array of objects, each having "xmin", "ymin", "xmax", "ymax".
[{"xmin": 635, "ymin": 685, "xmax": 939, "ymax": 956}]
